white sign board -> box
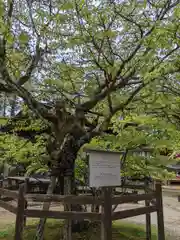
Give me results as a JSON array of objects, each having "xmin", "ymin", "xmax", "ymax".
[{"xmin": 89, "ymin": 151, "xmax": 121, "ymax": 187}]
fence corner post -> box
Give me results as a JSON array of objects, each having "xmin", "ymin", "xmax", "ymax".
[
  {"xmin": 14, "ymin": 184, "xmax": 26, "ymax": 240},
  {"xmin": 155, "ymin": 182, "xmax": 165, "ymax": 240},
  {"xmin": 63, "ymin": 175, "xmax": 72, "ymax": 240},
  {"xmin": 101, "ymin": 187, "xmax": 112, "ymax": 240},
  {"xmin": 145, "ymin": 180, "xmax": 151, "ymax": 240},
  {"xmin": 24, "ymin": 177, "xmax": 29, "ymax": 227}
]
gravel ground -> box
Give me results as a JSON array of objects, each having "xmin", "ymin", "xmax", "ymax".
[{"xmin": 117, "ymin": 195, "xmax": 180, "ymax": 239}]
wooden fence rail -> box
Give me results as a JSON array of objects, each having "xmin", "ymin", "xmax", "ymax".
[
  {"xmin": 0, "ymin": 188, "xmax": 18, "ymax": 213},
  {"xmin": 112, "ymin": 205, "xmax": 157, "ymax": 220},
  {"xmin": 26, "ymin": 192, "xmax": 155, "ymax": 205},
  {"xmin": 111, "ymin": 192, "xmax": 155, "ymax": 204},
  {"xmin": 0, "ymin": 188, "xmax": 18, "ymax": 198},
  {"xmin": 0, "ymin": 183, "xmax": 165, "ymax": 240},
  {"xmin": 0, "ymin": 199, "xmax": 17, "ymax": 213},
  {"xmin": 26, "ymin": 194, "xmax": 104, "ymax": 205},
  {"xmin": 25, "ymin": 209, "xmax": 102, "ymax": 221}
]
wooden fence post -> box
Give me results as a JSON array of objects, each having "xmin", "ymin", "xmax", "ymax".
[
  {"xmin": 63, "ymin": 175, "xmax": 72, "ymax": 240},
  {"xmin": 24, "ymin": 177, "xmax": 29, "ymax": 227},
  {"xmin": 155, "ymin": 182, "xmax": 165, "ymax": 240},
  {"xmin": 0, "ymin": 179, "xmax": 3, "ymax": 199},
  {"xmin": 145, "ymin": 181, "xmax": 151, "ymax": 240},
  {"xmin": 145, "ymin": 198, "xmax": 151, "ymax": 240},
  {"xmin": 14, "ymin": 184, "xmax": 26, "ymax": 240},
  {"xmin": 101, "ymin": 187, "xmax": 112, "ymax": 240}
]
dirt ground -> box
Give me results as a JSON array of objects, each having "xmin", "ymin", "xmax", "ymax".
[
  {"xmin": 0, "ymin": 195, "xmax": 180, "ymax": 239},
  {"xmin": 120, "ymin": 196, "xmax": 180, "ymax": 239}
]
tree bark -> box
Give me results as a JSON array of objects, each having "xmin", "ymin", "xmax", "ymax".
[{"xmin": 34, "ymin": 125, "xmax": 94, "ymax": 240}]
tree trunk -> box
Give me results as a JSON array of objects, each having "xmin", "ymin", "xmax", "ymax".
[
  {"xmin": 36, "ymin": 127, "xmax": 94, "ymax": 239},
  {"xmin": 56, "ymin": 175, "xmax": 64, "ymax": 194},
  {"xmin": 34, "ymin": 176, "xmax": 57, "ymax": 240}
]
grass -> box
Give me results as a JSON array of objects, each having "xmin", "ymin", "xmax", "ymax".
[{"xmin": 0, "ymin": 220, "xmax": 158, "ymax": 240}]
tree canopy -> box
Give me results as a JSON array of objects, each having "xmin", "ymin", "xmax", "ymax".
[{"xmin": 0, "ymin": 0, "xmax": 180, "ymax": 176}]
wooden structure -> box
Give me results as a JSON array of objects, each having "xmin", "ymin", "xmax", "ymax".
[
  {"xmin": 0, "ymin": 182, "xmax": 165, "ymax": 240},
  {"xmin": 1, "ymin": 176, "xmax": 50, "ymax": 193},
  {"xmin": 167, "ymin": 164, "xmax": 180, "ymax": 175},
  {"xmin": 166, "ymin": 164, "xmax": 180, "ymax": 185}
]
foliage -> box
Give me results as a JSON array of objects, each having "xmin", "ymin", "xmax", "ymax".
[
  {"xmin": 0, "ymin": 133, "xmax": 47, "ymax": 169},
  {"xmin": 1, "ymin": 106, "xmax": 178, "ymax": 179},
  {"xmin": 0, "ymin": 111, "xmax": 49, "ymax": 174},
  {"xmin": 75, "ymin": 153, "xmax": 89, "ymax": 185},
  {"xmin": 0, "ymin": 0, "xmax": 180, "ymax": 175},
  {"xmin": 82, "ymin": 113, "xmax": 179, "ymax": 180}
]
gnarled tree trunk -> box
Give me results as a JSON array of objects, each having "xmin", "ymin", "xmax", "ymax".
[
  {"xmin": 35, "ymin": 133, "xmax": 79, "ymax": 240},
  {"xmin": 34, "ymin": 115, "xmax": 97, "ymax": 240}
]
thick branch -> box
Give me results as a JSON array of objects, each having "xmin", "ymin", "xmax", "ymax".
[
  {"xmin": 17, "ymin": 38, "xmax": 43, "ymax": 86},
  {"xmin": 7, "ymin": 0, "xmax": 14, "ymax": 22},
  {"xmin": 0, "ymin": 83, "xmax": 12, "ymax": 93},
  {"xmin": 80, "ymin": 76, "xmax": 128, "ymax": 111},
  {"xmin": 0, "ymin": 60, "xmax": 55, "ymax": 121},
  {"xmin": 112, "ymin": 83, "xmax": 145, "ymax": 115}
]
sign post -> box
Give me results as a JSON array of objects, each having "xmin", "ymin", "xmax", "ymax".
[
  {"xmin": 85, "ymin": 149, "xmax": 121, "ymax": 240},
  {"xmin": 101, "ymin": 187, "xmax": 112, "ymax": 240}
]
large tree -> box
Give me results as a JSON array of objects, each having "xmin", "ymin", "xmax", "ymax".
[
  {"xmin": 0, "ymin": 2, "xmax": 180, "ymax": 238},
  {"xmin": 0, "ymin": 0, "xmax": 180, "ymax": 180}
]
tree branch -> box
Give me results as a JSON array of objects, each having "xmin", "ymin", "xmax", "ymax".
[
  {"xmin": 7, "ymin": 0, "xmax": 14, "ymax": 22},
  {"xmin": 0, "ymin": 60, "xmax": 56, "ymax": 122},
  {"xmin": 0, "ymin": 83, "xmax": 12, "ymax": 93},
  {"xmin": 17, "ymin": 37, "xmax": 43, "ymax": 86}
]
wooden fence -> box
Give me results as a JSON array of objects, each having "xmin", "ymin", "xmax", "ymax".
[{"xmin": 0, "ymin": 183, "xmax": 165, "ymax": 240}]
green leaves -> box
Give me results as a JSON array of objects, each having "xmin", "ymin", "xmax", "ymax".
[
  {"xmin": 0, "ymin": 0, "xmax": 180, "ymax": 181},
  {"xmin": 84, "ymin": 112, "xmax": 180, "ymax": 180},
  {"xmin": 26, "ymin": 163, "xmax": 48, "ymax": 175},
  {"xmin": 0, "ymin": 20, "xmax": 6, "ymax": 34},
  {"xmin": 61, "ymin": 2, "xmax": 74, "ymax": 10},
  {"xmin": 19, "ymin": 32, "xmax": 29, "ymax": 43},
  {"xmin": 6, "ymin": 33, "xmax": 14, "ymax": 44},
  {"xmin": 174, "ymin": 5, "xmax": 180, "ymax": 18},
  {"xmin": 96, "ymin": 30, "xmax": 117, "ymax": 39},
  {"xmin": 0, "ymin": 5, "xmax": 3, "ymax": 16}
]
